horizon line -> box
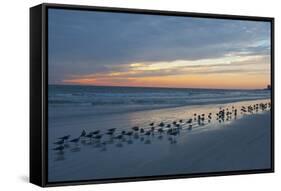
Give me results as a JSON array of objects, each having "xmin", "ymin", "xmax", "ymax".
[{"xmin": 48, "ymin": 83, "xmax": 270, "ymax": 91}]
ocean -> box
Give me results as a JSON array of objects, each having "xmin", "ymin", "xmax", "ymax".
[{"xmin": 48, "ymin": 85, "xmax": 270, "ymax": 114}]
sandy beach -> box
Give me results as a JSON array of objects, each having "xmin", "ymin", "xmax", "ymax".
[
  {"xmin": 45, "ymin": 9, "xmax": 273, "ymax": 183},
  {"xmin": 48, "ymin": 98, "xmax": 271, "ymax": 182}
]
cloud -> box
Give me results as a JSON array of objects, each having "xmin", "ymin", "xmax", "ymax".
[
  {"xmin": 48, "ymin": 8, "xmax": 271, "ymax": 84},
  {"xmin": 63, "ymin": 55, "xmax": 270, "ymax": 85}
]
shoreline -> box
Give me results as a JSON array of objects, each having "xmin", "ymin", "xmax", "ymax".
[
  {"xmin": 48, "ymin": 99, "xmax": 272, "ymax": 182},
  {"xmin": 48, "ymin": 97, "xmax": 271, "ymax": 119}
]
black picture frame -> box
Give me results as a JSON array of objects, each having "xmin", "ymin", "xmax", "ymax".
[{"xmin": 30, "ymin": 3, "xmax": 275, "ymax": 187}]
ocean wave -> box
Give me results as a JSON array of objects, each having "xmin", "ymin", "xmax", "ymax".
[{"xmin": 48, "ymin": 85, "xmax": 270, "ymax": 107}]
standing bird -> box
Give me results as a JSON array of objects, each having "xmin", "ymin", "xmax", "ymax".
[
  {"xmin": 159, "ymin": 122, "xmax": 165, "ymax": 127},
  {"xmin": 70, "ymin": 137, "xmax": 80, "ymax": 144},
  {"xmin": 53, "ymin": 145, "xmax": 64, "ymax": 151},
  {"xmin": 106, "ymin": 131, "xmax": 114, "ymax": 136},
  {"xmin": 58, "ymin": 135, "xmax": 70, "ymax": 141},
  {"xmin": 126, "ymin": 131, "xmax": 133, "ymax": 136},
  {"xmin": 158, "ymin": 128, "xmax": 164, "ymax": 133},
  {"xmin": 108, "ymin": 128, "xmax": 116, "ymax": 132},
  {"xmin": 115, "ymin": 134, "xmax": 123, "ymax": 140},
  {"xmin": 91, "ymin": 130, "xmax": 100, "ymax": 135},
  {"xmin": 94, "ymin": 134, "xmax": 103, "ymax": 140},
  {"xmin": 132, "ymin": 126, "xmax": 139, "ymax": 131},
  {"xmin": 145, "ymin": 131, "xmax": 151, "ymax": 136},
  {"xmin": 53, "ymin": 139, "xmax": 64, "ymax": 145},
  {"xmin": 80, "ymin": 130, "xmax": 86, "ymax": 137},
  {"xmin": 85, "ymin": 133, "xmax": 93, "ymax": 139},
  {"xmin": 186, "ymin": 119, "xmax": 192, "ymax": 124}
]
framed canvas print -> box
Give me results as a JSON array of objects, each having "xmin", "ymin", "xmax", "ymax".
[{"xmin": 30, "ymin": 3, "xmax": 274, "ymax": 187}]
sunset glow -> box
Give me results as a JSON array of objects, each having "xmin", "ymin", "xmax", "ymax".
[
  {"xmin": 49, "ymin": 9, "xmax": 271, "ymax": 89},
  {"xmin": 62, "ymin": 55, "xmax": 270, "ymax": 89}
]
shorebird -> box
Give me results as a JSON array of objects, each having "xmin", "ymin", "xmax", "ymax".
[
  {"xmin": 159, "ymin": 122, "xmax": 165, "ymax": 127},
  {"xmin": 70, "ymin": 137, "xmax": 80, "ymax": 144},
  {"xmin": 186, "ymin": 119, "xmax": 192, "ymax": 124},
  {"xmin": 241, "ymin": 106, "xmax": 246, "ymax": 113},
  {"xmin": 53, "ymin": 139, "xmax": 64, "ymax": 145},
  {"xmin": 158, "ymin": 128, "xmax": 164, "ymax": 133},
  {"xmin": 197, "ymin": 115, "xmax": 201, "ymax": 121},
  {"xmin": 94, "ymin": 134, "xmax": 102, "ymax": 140},
  {"xmin": 58, "ymin": 135, "xmax": 70, "ymax": 141},
  {"xmin": 166, "ymin": 124, "xmax": 171, "ymax": 128},
  {"xmin": 85, "ymin": 133, "xmax": 93, "ymax": 139},
  {"xmin": 53, "ymin": 145, "xmax": 64, "ymax": 151},
  {"xmin": 132, "ymin": 126, "xmax": 139, "ymax": 131},
  {"xmin": 115, "ymin": 134, "xmax": 123, "ymax": 140},
  {"xmin": 140, "ymin": 128, "xmax": 145, "ymax": 133},
  {"xmin": 80, "ymin": 130, "xmax": 86, "ymax": 137},
  {"xmin": 106, "ymin": 131, "xmax": 114, "ymax": 135},
  {"xmin": 126, "ymin": 131, "xmax": 133, "ymax": 136},
  {"xmin": 108, "ymin": 128, "xmax": 116, "ymax": 132},
  {"xmin": 91, "ymin": 130, "xmax": 100, "ymax": 135},
  {"xmin": 145, "ymin": 131, "xmax": 151, "ymax": 136},
  {"xmin": 149, "ymin": 123, "xmax": 154, "ymax": 126},
  {"xmin": 201, "ymin": 116, "xmax": 205, "ymax": 122}
]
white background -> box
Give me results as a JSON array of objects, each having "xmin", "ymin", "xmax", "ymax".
[{"xmin": 0, "ymin": 0, "xmax": 279, "ymax": 190}]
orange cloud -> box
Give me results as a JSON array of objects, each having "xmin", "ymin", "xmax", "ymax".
[{"xmin": 62, "ymin": 55, "xmax": 270, "ymax": 89}]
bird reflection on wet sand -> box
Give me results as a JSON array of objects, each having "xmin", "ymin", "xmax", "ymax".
[{"xmin": 52, "ymin": 102, "xmax": 271, "ymax": 161}]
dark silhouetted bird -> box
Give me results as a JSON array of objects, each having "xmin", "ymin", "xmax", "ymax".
[
  {"xmin": 70, "ymin": 137, "xmax": 80, "ymax": 144},
  {"xmin": 53, "ymin": 145, "xmax": 64, "ymax": 151},
  {"xmin": 80, "ymin": 130, "xmax": 86, "ymax": 137},
  {"xmin": 58, "ymin": 135, "xmax": 70, "ymax": 141}
]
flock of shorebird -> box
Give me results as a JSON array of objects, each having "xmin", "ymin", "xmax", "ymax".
[{"xmin": 52, "ymin": 102, "xmax": 271, "ymax": 157}]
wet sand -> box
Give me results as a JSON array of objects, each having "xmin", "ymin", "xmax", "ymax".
[{"xmin": 48, "ymin": 99, "xmax": 271, "ymax": 182}]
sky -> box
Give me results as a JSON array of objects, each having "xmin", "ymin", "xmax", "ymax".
[{"xmin": 48, "ymin": 8, "xmax": 271, "ymax": 89}]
